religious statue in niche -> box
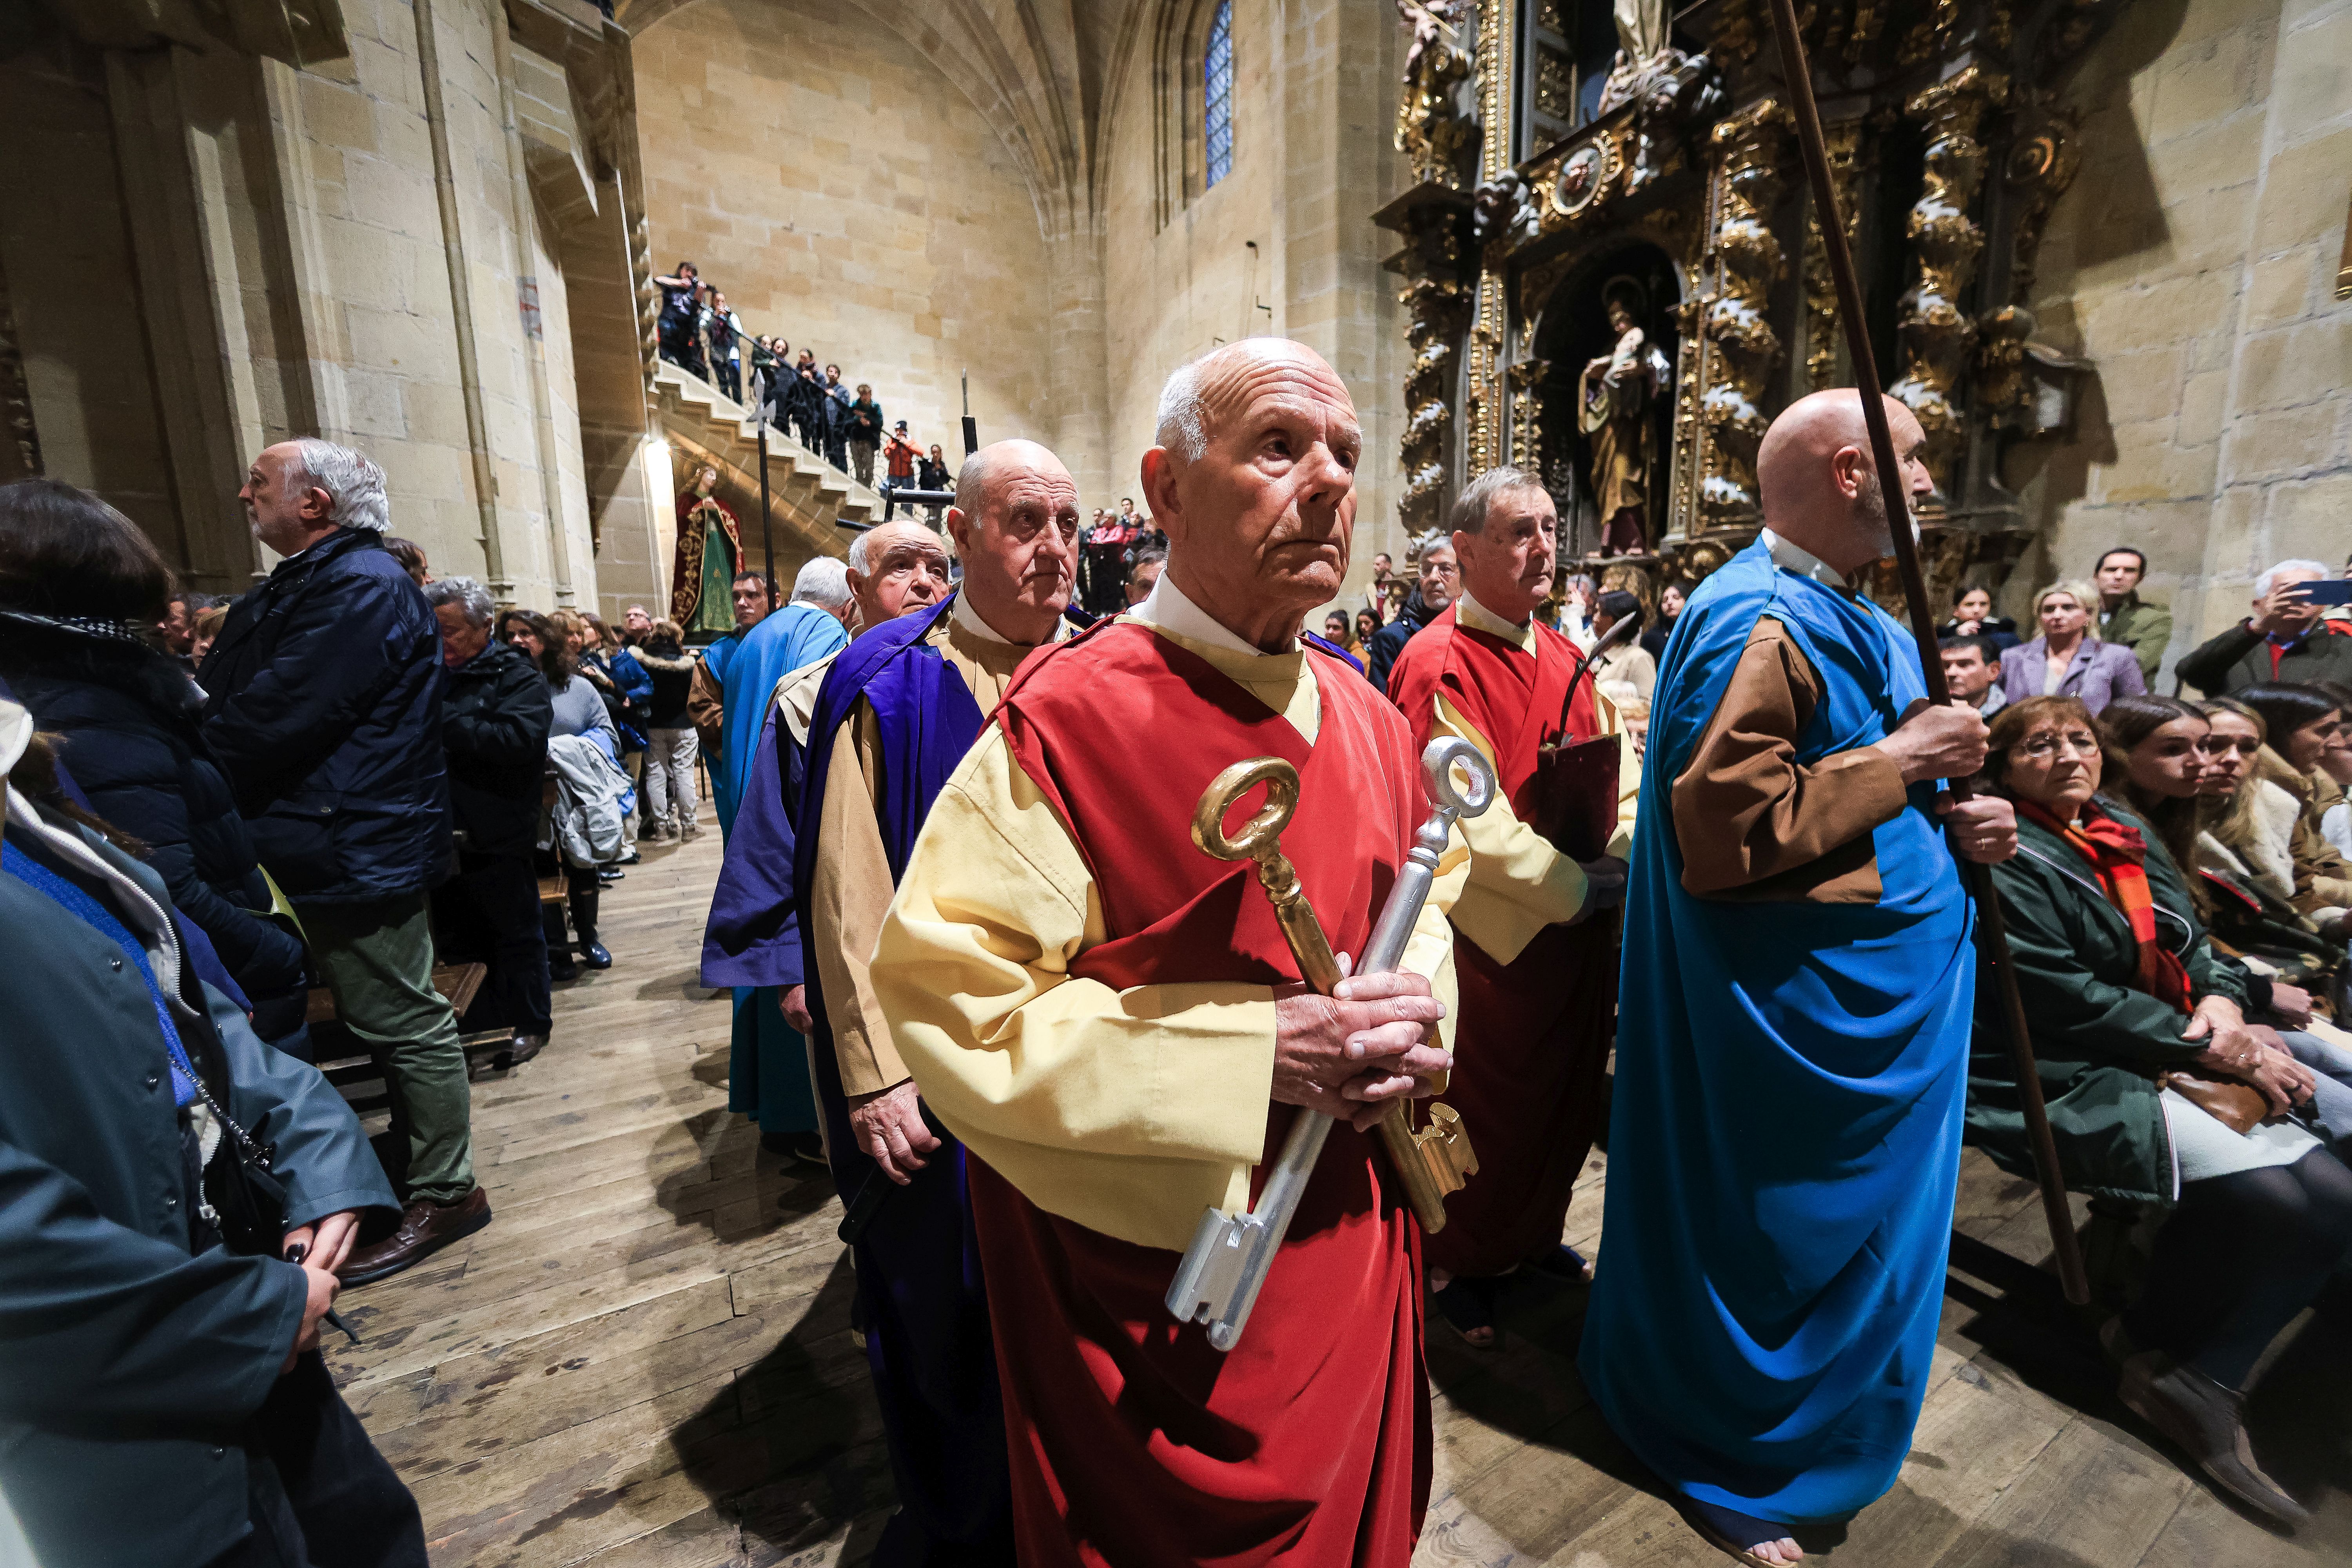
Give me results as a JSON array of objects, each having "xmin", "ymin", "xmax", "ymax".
[
  {"xmin": 1579, "ymin": 279, "xmax": 1671, "ymax": 556},
  {"xmin": 670, "ymin": 463, "xmax": 744, "ymax": 639},
  {"xmin": 1394, "ymin": 0, "xmax": 1474, "ymax": 188}
]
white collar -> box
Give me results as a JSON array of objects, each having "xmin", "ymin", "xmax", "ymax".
[
  {"xmin": 1759, "ymin": 528, "xmax": 1850, "ymax": 593},
  {"xmin": 951, "ymin": 590, "xmax": 1018, "ymax": 647},
  {"xmin": 1129, "ymin": 570, "xmax": 1283, "ymax": 657},
  {"xmin": 1454, "ymin": 590, "xmax": 1538, "ymax": 652}
]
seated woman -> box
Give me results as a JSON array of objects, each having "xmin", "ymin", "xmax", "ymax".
[
  {"xmin": 1937, "ymin": 583, "xmax": 2020, "ymax": 652},
  {"xmin": 2309, "ymin": 679, "xmax": 2352, "ymax": 860},
  {"xmin": 1969, "ymin": 694, "xmax": 2351, "ymax": 1528},
  {"xmin": 2103, "ymin": 695, "xmax": 2352, "ymax": 1138},
  {"xmin": 2234, "ymin": 682, "xmax": 2352, "ymax": 936},
  {"xmin": 505, "ymin": 611, "xmax": 621, "ymax": 979},
  {"xmin": 2192, "ymin": 697, "xmax": 2348, "ymax": 1009}
]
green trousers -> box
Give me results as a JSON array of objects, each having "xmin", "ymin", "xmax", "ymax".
[{"xmin": 298, "ymin": 893, "xmax": 476, "ymax": 1205}]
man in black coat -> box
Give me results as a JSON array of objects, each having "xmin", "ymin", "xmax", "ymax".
[
  {"xmin": 2175, "ymin": 557, "xmax": 2352, "ymax": 695},
  {"xmin": 426, "ymin": 576, "xmax": 555, "ymax": 1065},
  {"xmin": 0, "ymin": 698, "xmax": 423, "ymax": 1568},
  {"xmin": 1364, "ymin": 537, "xmax": 1458, "ymax": 692},
  {"xmin": 202, "ymin": 438, "xmax": 486, "ymax": 1284}
]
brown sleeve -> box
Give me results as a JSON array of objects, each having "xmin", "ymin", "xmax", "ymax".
[
  {"xmin": 687, "ymin": 659, "xmax": 724, "ymax": 755},
  {"xmin": 2289, "ymin": 808, "xmax": 2352, "ymax": 916},
  {"xmin": 1671, "ymin": 618, "xmax": 1911, "ymax": 903},
  {"xmin": 809, "ymin": 704, "xmax": 912, "ymax": 1096}
]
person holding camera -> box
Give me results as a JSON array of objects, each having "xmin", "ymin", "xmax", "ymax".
[{"xmin": 0, "ymin": 697, "xmax": 423, "ymax": 1568}]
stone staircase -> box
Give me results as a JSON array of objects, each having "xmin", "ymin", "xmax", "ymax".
[{"xmin": 650, "ymin": 360, "xmax": 878, "ymax": 565}]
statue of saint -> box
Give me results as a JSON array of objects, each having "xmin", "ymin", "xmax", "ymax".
[
  {"xmin": 670, "ymin": 463, "xmax": 744, "ymax": 637},
  {"xmin": 1579, "ymin": 283, "xmax": 1672, "ymax": 556}
]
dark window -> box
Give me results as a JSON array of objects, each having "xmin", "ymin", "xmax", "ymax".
[{"xmin": 1204, "ymin": 2, "xmax": 1235, "ymax": 189}]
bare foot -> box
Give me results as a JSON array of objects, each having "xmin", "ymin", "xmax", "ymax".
[{"xmin": 1751, "ymin": 1539, "xmax": 1802, "ymax": 1565}]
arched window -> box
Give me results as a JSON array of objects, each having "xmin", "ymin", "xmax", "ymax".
[{"xmin": 1203, "ymin": 1, "xmax": 1234, "ymax": 189}]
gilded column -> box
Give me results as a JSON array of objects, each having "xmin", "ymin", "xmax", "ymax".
[
  {"xmin": 1887, "ymin": 66, "xmax": 2008, "ymax": 499},
  {"xmin": 1464, "ymin": 0, "xmax": 1515, "ymax": 476},
  {"xmin": 1697, "ymin": 98, "xmax": 1792, "ymax": 528},
  {"xmin": 1802, "ymin": 120, "xmax": 1867, "ymax": 392}
]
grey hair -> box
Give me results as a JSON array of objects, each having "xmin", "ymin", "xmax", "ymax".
[
  {"xmin": 1154, "ymin": 358, "xmax": 1210, "ymax": 462},
  {"xmin": 289, "ymin": 438, "xmax": 390, "ymax": 532},
  {"xmin": 1445, "ymin": 465, "xmax": 1548, "ymax": 536},
  {"xmin": 848, "ymin": 523, "xmax": 940, "ymax": 575},
  {"xmin": 422, "ymin": 574, "xmax": 495, "ymax": 628},
  {"xmin": 953, "ymin": 445, "xmax": 1005, "ymax": 518},
  {"xmin": 791, "ymin": 556, "xmax": 852, "ymax": 609},
  {"xmin": 2255, "ymin": 559, "xmax": 2330, "ymax": 599}
]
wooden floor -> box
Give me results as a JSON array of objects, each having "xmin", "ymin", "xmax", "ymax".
[{"xmin": 327, "ymin": 831, "xmax": 2352, "ymax": 1567}]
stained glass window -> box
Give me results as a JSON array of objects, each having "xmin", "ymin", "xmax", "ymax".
[{"xmin": 1204, "ymin": 2, "xmax": 1234, "ymax": 189}]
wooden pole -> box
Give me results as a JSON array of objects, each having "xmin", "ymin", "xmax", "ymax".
[
  {"xmin": 757, "ymin": 416, "xmax": 775, "ymax": 594},
  {"xmin": 1763, "ymin": 0, "xmax": 2088, "ymax": 1305}
]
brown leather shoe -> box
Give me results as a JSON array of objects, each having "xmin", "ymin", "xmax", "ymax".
[
  {"xmin": 2118, "ymin": 1349, "xmax": 2310, "ymax": 1526},
  {"xmin": 339, "ymin": 1187, "xmax": 492, "ymax": 1287}
]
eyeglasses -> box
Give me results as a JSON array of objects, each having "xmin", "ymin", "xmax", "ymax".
[{"xmin": 2014, "ymin": 731, "xmax": 2101, "ymax": 759}]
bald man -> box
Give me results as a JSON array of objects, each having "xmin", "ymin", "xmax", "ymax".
[
  {"xmin": 874, "ymin": 339, "xmax": 1465, "ymax": 1566},
  {"xmin": 1578, "ymin": 391, "xmax": 2016, "ymax": 1566},
  {"xmin": 807, "ymin": 472, "xmax": 1072, "ymax": 1565}
]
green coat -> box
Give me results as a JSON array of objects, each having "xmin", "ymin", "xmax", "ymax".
[
  {"xmin": 2096, "ymin": 593, "xmax": 2171, "ymax": 681},
  {"xmin": 1967, "ymin": 799, "xmax": 2247, "ymax": 1205}
]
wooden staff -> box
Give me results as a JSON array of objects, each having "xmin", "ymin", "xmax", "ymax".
[{"xmin": 1763, "ymin": 0, "xmax": 2088, "ymax": 1305}]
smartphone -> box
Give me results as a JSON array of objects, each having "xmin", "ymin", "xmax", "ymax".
[{"xmin": 2296, "ymin": 579, "xmax": 2352, "ymax": 606}]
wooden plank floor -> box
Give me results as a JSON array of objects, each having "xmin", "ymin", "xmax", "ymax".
[{"xmin": 328, "ymin": 831, "xmax": 2352, "ymax": 1567}]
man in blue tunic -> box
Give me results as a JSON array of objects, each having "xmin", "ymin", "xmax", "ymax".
[
  {"xmin": 1581, "ymin": 390, "xmax": 2018, "ymax": 1566},
  {"xmin": 800, "ymin": 441, "xmax": 1079, "ymax": 1566},
  {"xmin": 701, "ymin": 528, "xmax": 946, "ymax": 1160},
  {"xmin": 697, "ymin": 559, "xmax": 857, "ymax": 1155}
]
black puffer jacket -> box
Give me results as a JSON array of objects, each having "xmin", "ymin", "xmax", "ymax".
[
  {"xmin": 200, "ymin": 528, "xmax": 451, "ymax": 903},
  {"xmin": 0, "ymin": 620, "xmax": 306, "ymax": 1000},
  {"xmin": 635, "ymin": 643, "xmax": 697, "ymax": 730},
  {"xmin": 441, "ymin": 640, "xmax": 553, "ymax": 858}
]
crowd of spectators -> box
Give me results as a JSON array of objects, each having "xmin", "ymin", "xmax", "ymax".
[{"xmin": 651, "ymin": 260, "xmax": 959, "ymax": 503}]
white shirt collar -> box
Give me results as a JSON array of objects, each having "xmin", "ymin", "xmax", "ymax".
[
  {"xmin": 1129, "ymin": 570, "xmax": 1281, "ymax": 657},
  {"xmin": 1453, "ymin": 590, "xmax": 1538, "ymax": 652},
  {"xmin": 951, "ymin": 589, "xmax": 1017, "ymax": 647},
  {"xmin": 1759, "ymin": 528, "xmax": 1850, "ymax": 593}
]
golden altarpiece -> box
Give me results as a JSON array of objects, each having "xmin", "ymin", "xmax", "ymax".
[{"xmin": 1377, "ymin": 0, "xmax": 2138, "ymax": 619}]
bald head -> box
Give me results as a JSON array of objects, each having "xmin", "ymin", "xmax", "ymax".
[
  {"xmin": 1143, "ymin": 338, "xmax": 1363, "ymax": 650},
  {"xmin": 946, "ymin": 439, "xmax": 1079, "ymax": 644},
  {"xmin": 845, "ymin": 520, "xmax": 951, "ymax": 631},
  {"xmin": 1754, "ymin": 389, "xmax": 1934, "ymax": 576}
]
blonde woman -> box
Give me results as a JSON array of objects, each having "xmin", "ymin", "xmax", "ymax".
[{"xmin": 1998, "ymin": 578, "xmax": 2145, "ymax": 715}]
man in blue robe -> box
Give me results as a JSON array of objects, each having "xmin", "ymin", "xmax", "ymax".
[
  {"xmin": 800, "ymin": 445, "xmax": 1077, "ymax": 1566},
  {"xmin": 699, "ymin": 559, "xmax": 857, "ymax": 1154},
  {"xmin": 1580, "ymin": 391, "xmax": 2018, "ymax": 1566}
]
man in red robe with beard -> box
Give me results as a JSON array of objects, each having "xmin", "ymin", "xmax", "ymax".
[
  {"xmin": 872, "ymin": 338, "xmax": 1466, "ymax": 1567},
  {"xmin": 1386, "ymin": 466, "xmax": 1637, "ymax": 1347}
]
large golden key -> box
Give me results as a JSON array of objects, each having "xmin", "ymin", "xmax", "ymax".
[{"xmin": 1188, "ymin": 739, "xmax": 1493, "ymax": 1236}]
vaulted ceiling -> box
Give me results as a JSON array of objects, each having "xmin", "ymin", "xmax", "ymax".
[{"xmin": 615, "ymin": 0, "xmax": 1165, "ymax": 230}]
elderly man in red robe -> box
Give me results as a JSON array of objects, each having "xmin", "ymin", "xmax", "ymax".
[
  {"xmin": 1385, "ymin": 465, "xmax": 1636, "ymax": 1346},
  {"xmin": 872, "ymin": 337, "xmax": 1466, "ymax": 1567}
]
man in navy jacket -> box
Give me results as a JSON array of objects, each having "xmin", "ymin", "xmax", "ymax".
[{"xmin": 202, "ymin": 439, "xmax": 486, "ymax": 1284}]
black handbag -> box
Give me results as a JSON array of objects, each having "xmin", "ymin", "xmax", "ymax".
[{"xmin": 168, "ymin": 975, "xmax": 288, "ymax": 1258}]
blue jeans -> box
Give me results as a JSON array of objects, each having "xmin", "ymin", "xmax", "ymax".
[{"xmin": 2282, "ymin": 1027, "xmax": 2352, "ymax": 1144}]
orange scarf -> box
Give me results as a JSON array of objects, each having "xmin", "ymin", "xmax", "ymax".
[{"xmin": 2018, "ymin": 799, "xmax": 2192, "ymax": 1011}]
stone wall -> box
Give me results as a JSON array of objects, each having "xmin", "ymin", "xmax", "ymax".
[
  {"xmin": 630, "ymin": 0, "xmax": 1060, "ymax": 491},
  {"xmin": 2017, "ymin": 0, "xmax": 2352, "ymax": 680},
  {"xmin": 1098, "ymin": 0, "xmax": 1406, "ymax": 595},
  {"xmin": 0, "ymin": 0, "xmax": 642, "ymax": 615}
]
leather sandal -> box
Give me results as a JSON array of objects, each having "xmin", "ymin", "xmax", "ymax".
[
  {"xmin": 1679, "ymin": 1496, "xmax": 1802, "ymax": 1568},
  {"xmin": 1430, "ymin": 1274, "xmax": 1499, "ymax": 1348}
]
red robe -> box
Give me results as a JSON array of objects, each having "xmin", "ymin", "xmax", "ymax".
[
  {"xmin": 973, "ymin": 621, "xmax": 1433, "ymax": 1568},
  {"xmin": 1386, "ymin": 606, "xmax": 1618, "ymax": 1278}
]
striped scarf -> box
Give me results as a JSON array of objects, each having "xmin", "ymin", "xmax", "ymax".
[{"xmin": 2018, "ymin": 798, "xmax": 2192, "ymax": 1011}]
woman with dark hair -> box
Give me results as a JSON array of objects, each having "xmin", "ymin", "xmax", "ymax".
[
  {"xmin": 1639, "ymin": 580, "xmax": 1690, "ymax": 661},
  {"xmin": 1937, "ymin": 583, "xmax": 2020, "ymax": 652},
  {"xmin": 0, "ymin": 478, "xmax": 312, "ymax": 1054},
  {"xmin": 1969, "ymin": 694, "xmax": 2351, "ymax": 1525},
  {"xmin": 1589, "ymin": 588, "xmax": 1654, "ymax": 704},
  {"xmin": 2234, "ymin": 682, "xmax": 2352, "ymax": 934}
]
